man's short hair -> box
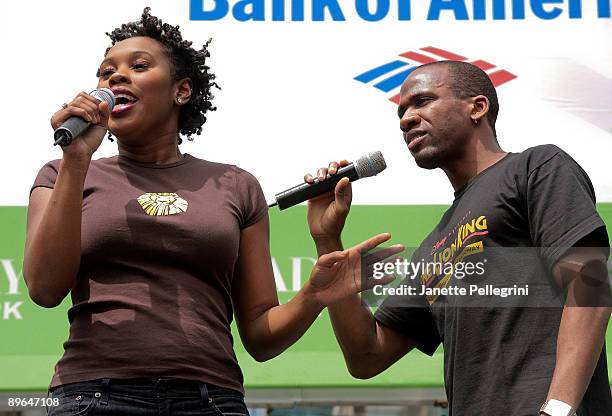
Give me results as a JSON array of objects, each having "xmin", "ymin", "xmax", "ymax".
[{"xmin": 417, "ymin": 61, "xmax": 500, "ymax": 137}]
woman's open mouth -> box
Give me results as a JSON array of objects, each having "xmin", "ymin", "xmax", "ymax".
[{"xmin": 111, "ymin": 91, "xmax": 139, "ymax": 115}]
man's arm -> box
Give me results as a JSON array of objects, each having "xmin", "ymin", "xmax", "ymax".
[
  {"xmin": 543, "ymin": 235, "xmax": 611, "ymax": 413},
  {"xmin": 310, "ymin": 235, "xmax": 417, "ymax": 378},
  {"xmin": 306, "ymin": 161, "xmax": 422, "ymax": 378},
  {"xmin": 327, "ymin": 293, "xmax": 417, "ymax": 378}
]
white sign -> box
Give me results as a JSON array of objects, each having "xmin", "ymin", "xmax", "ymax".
[{"xmin": 1, "ymin": 0, "xmax": 610, "ymax": 205}]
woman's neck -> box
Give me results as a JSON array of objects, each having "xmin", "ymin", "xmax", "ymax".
[{"xmin": 117, "ymin": 131, "xmax": 183, "ymax": 165}]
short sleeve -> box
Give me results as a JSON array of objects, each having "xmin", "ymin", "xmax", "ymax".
[
  {"xmin": 526, "ymin": 148, "xmax": 607, "ymax": 271},
  {"xmin": 233, "ymin": 167, "xmax": 268, "ymax": 229},
  {"xmin": 374, "ymin": 276, "xmax": 442, "ymax": 356},
  {"xmin": 30, "ymin": 159, "xmax": 61, "ymax": 196}
]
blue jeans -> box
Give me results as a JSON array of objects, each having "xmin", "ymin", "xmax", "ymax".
[{"xmin": 47, "ymin": 378, "xmax": 250, "ymax": 416}]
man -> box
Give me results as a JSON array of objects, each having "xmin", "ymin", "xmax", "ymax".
[{"xmin": 305, "ymin": 61, "xmax": 611, "ymax": 415}]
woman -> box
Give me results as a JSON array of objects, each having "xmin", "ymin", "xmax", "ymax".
[{"xmin": 24, "ymin": 8, "xmax": 399, "ymax": 416}]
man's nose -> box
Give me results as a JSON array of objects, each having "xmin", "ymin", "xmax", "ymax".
[{"xmin": 400, "ymin": 111, "xmax": 421, "ymax": 132}]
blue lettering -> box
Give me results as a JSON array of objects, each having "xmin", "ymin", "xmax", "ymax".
[
  {"xmin": 273, "ymin": 0, "xmax": 285, "ymax": 20},
  {"xmin": 598, "ymin": 0, "xmax": 611, "ymax": 17},
  {"xmin": 312, "ymin": 0, "xmax": 346, "ymax": 20},
  {"xmin": 398, "ymin": 0, "xmax": 412, "ymax": 20},
  {"xmin": 493, "ymin": 0, "xmax": 506, "ymax": 19},
  {"xmin": 531, "ymin": 0, "xmax": 563, "ymax": 19},
  {"xmin": 473, "ymin": 0, "xmax": 486, "ymax": 19},
  {"xmin": 428, "ymin": 0, "xmax": 469, "ymax": 20},
  {"xmin": 513, "ymin": 0, "xmax": 526, "ymax": 18},
  {"xmin": 568, "ymin": 0, "xmax": 581, "ymax": 18},
  {"xmin": 233, "ymin": 0, "xmax": 265, "ymax": 21},
  {"xmin": 356, "ymin": 0, "xmax": 390, "ymax": 21},
  {"xmin": 190, "ymin": 0, "xmax": 229, "ymax": 20},
  {"xmin": 473, "ymin": 0, "xmax": 506, "ymax": 19},
  {"xmin": 292, "ymin": 0, "xmax": 305, "ymax": 20},
  {"xmin": 188, "ymin": 0, "xmax": 611, "ymax": 21}
]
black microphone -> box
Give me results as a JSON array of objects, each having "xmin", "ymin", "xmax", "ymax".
[
  {"xmin": 269, "ymin": 151, "xmax": 387, "ymax": 210},
  {"xmin": 53, "ymin": 88, "xmax": 115, "ymax": 146}
]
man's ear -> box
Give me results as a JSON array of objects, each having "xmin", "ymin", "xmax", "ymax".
[{"xmin": 470, "ymin": 95, "xmax": 490, "ymax": 124}]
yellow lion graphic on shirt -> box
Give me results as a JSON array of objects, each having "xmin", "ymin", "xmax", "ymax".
[{"xmin": 137, "ymin": 192, "xmax": 188, "ymax": 216}]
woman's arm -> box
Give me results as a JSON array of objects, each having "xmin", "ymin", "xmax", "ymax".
[
  {"xmin": 232, "ymin": 215, "xmax": 323, "ymax": 361},
  {"xmin": 23, "ymin": 93, "xmax": 109, "ymax": 307},
  {"xmin": 25, "ymin": 161, "xmax": 89, "ymax": 307},
  {"xmin": 232, "ymin": 214, "xmax": 402, "ymax": 362}
]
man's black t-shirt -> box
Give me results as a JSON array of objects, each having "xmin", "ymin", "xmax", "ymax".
[{"xmin": 374, "ymin": 145, "xmax": 611, "ymax": 416}]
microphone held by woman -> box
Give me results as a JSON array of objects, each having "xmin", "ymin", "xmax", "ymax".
[{"xmin": 53, "ymin": 88, "xmax": 115, "ymax": 146}]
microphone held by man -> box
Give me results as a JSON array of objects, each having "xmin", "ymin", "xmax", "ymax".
[{"xmin": 269, "ymin": 151, "xmax": 387, "ymax": 210}]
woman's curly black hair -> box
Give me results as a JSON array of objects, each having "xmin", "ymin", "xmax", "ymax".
[{"xmin": 102, "ymin": 7, "xmax": 218, "ymax": 144}]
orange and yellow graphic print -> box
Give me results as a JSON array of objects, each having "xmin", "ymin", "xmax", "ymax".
[{"xmin": 421, "ymin": 212, "xmax": 488, "ymax": 304}]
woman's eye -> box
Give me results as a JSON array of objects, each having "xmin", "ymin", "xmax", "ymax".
[
  {"xmin": 133, "ymin": 62, "xmax": 149, "ymax": 70},
  {"xmin": 100, "ymin": 68, "xmax": 114, "ymax": 77}
]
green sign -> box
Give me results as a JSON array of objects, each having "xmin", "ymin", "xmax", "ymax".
[{"xmin": 1, "ymin": 205, "xmax": 611, "ymax": 391}]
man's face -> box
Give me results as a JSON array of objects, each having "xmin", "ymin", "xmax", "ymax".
[{"xmin": 397, "ymin": 65, "xmax": 473, "ymax": 169}]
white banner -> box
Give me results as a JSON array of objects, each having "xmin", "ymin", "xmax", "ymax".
[{"xmin": 1, "ymin": 0, "xmax": 611, "ymax": 205}]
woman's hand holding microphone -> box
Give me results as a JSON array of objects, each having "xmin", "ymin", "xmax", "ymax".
[{"xmin": 50, "ymin": 91, "xmax": 111, "ymax": 165}]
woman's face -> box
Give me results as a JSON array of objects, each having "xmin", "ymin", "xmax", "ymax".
[{"xmin": 96, "ymin": 36, "xmax": 178, "ymax": 141}]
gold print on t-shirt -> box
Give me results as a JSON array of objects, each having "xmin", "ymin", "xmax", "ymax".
[{"xmin": 137, "ymin": 192, "xmax": 189, "ymax": 216}]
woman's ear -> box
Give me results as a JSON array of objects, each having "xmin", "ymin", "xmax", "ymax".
[{"xmin": 175, "ymin": 78, "xmax": 193, "ymax": 105}]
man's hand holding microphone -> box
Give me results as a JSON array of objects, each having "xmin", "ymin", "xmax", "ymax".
[{"xmin": 282, "ymin": 154, "xmax": 403, "ymax": 309}]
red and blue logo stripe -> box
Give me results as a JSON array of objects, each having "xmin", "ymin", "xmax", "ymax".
[{"xmin": 354, "ymin": 47, "xmax": 517, "ymax": 104}]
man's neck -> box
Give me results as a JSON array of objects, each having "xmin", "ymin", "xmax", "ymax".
[{"xmin": 442, "ymin": 138, "xmax": 507, "ymax": 192}]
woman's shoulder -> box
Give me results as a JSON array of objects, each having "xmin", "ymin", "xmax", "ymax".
[{"xmin": 187, "ymin": 155, "xmax": 261, "ymax": 184}]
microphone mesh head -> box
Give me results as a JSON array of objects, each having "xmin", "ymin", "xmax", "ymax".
[
  {"xmin": 90, "ymin": 88, "xmax": 115, "ymax": 110},
  {"xmin": 354, "ymin": 151, "xmax": 387, "ymax": 178}
]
